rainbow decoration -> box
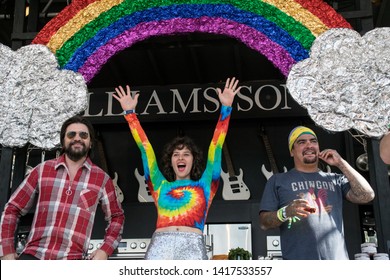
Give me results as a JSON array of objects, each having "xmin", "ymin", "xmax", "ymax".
[{"xmin": 33, "ymin": 0, "xmax": 351, "ymax": 83}]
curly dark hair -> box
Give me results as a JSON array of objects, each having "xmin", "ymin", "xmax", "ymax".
[{"xmin": 160, "ymin": 136, "xmax": 204, "ymax": 182}]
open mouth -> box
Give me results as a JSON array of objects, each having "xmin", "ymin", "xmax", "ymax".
[{"xmin": 177, "ymin": 164, "xmax": 186, "ymax": 172}]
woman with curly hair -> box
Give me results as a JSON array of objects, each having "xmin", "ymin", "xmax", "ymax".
[
  {"xmin": 114, "ymin": 77, "xmax": 240, "ymax": 260},
  {"xmin": 160, "ymin": 136, "xmax": 204, "ymax": 182}
]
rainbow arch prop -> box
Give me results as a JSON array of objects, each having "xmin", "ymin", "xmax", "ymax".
[{"xmin": 33, "ymin": 0, "xmax": 351, "ymax": 83}]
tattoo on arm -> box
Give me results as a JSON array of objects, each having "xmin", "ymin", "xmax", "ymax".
[
  {"xmin": 259, "ymin": 211, "xmax": 283, "ymax": 230},
  {"xmin": 346, "ymin": 183, "xmax": 374, "ymax": 203},
  {"xmin": 339, "ymin": 163, "xmax": 375, "ymax": 204}
]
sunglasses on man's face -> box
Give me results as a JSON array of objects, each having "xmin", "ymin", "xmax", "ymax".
[{"xmin": 66, "ymin": 131, "xmax": 89, "ymax": 139}]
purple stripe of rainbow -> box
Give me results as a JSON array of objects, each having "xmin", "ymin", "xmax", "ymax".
[{"xmin": 79, "ymin": 17, "xmax": 295, "ymax": 82}]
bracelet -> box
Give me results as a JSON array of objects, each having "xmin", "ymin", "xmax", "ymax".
[
  {"xmin": 282, "ymin": 206, "xmax": 287, "ymax": 219},
  {"xmin": 277, "ymin": 206, "xmax": 289, "ymax": 222},
  {"xmin": 123, "ymin": 109, "xmax": 135, "ymax": 115},
  {"xmin": 287, "ymin": 216, "xmax": 301, "ymax": 229}
]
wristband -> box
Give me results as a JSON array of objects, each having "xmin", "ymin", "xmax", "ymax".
[
  {"xmin": 277, "ymin": 206, "xmax": 289, "ymax": 222},
  {"xmin": 123, "ymin": 109, "xmax": 135, "ymax": 115},
  {"xmin": 287, "ymin": 216, "xmax": 301, "ymax": 229},
  {"xmin": 282, "ymin": 206, "xmax": 287, "ymax": 219}
]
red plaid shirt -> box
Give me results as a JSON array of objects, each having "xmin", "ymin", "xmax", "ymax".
[{"xmin": 0, "ymin": 154, "xmax": 124, "ymax": 259}]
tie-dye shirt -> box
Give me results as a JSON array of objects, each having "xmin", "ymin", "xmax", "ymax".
[{"xmin": 125, "ymin": 105, "xmax": 232, "ymax": 231}]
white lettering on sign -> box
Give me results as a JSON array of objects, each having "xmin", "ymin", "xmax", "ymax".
[{"xmin": 83, "ymin": 83, "xmax": 294, "ymax": 118}]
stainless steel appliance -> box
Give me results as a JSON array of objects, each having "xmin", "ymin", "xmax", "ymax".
[
  {"xmin": 266, "ymin": 235, "xmax": 282, "ymax": 259},
  {"xmin": 203, "ymin": 223, "xmax": 252, "ymax": 259},
  {"xmin": 88, "ymin": 238, "xmax": 151, "ymax": 259}
]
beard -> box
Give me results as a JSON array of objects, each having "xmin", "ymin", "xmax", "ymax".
[
  {"xmin": 64, "ymin": 141, "xmax": 89, "ymax": 161},
  {"xmin": 303, "ymin": 155, "xmax": 318, "ymax": 164}
]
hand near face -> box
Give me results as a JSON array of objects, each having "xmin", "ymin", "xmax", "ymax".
[{"xmin": 318, "ymin": 149, "xmax": 342, "ymax": 166}]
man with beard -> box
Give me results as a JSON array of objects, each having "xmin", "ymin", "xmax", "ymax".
[
  {"xmin": 0, "ymin": 116, "xmax": 124, "ymax": 260},
  {"xmin": 259, "ymin": 126, "xmax": 374, "ymax": 259}
]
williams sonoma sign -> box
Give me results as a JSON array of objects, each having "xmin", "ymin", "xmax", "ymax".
[{"xmin": 84, "ymin": 80, "xmax": 307, "ymax": 123}]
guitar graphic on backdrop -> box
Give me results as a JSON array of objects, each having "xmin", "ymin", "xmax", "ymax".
[
  {"xmin": 221, "ymin": 143, "xmax": 250, "ymax": 200},
  {"xmin": 135, "ymin": 168, "xmax": 154, "ymax": 203},
  {"xmin": 259, "ymin": 127, "xmax": 288, "ymax": 180},
  {"xmin": 96, "ymin": 133, "xmax": 124, "ymax": 203}
]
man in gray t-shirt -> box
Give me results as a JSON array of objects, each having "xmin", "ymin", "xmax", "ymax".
[{"xmin": 259, "ymin": 126, "xmax": 375, "ymax": 260}]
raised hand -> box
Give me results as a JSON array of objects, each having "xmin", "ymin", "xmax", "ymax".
[
  {"xmin": 216, "ymin": 77, "xmax": 241, "ymax": 107},
  {"xmin": 113, "ymin": 85, "xmax": 139, "ymax": 111},
  {"xmin": 319, "ymin": 149, "xmax": 342, "ymax": 167}
]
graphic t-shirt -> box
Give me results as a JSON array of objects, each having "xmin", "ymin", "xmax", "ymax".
[{"xmin": 259, "ymin": 168, "xmax": 351, "ymax": 260}]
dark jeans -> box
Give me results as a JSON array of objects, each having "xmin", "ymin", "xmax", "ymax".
[{"xmin": 18, "ymin": 253, "xmax": 39, "ymax": 260}]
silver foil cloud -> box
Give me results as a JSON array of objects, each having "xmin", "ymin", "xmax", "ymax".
[
  {"xmin": 286, "ymin": 28, "xmax": 390, "ymax": 138},
  {"xmin": 0, "ymin": 43, "xmax": 88, "ymax": 149}
]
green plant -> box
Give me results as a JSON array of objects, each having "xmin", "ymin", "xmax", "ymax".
[{"xmin": 228, "ymin": 247, "xmax": 252, "ymax": 260}]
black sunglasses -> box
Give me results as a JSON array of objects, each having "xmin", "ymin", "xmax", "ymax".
[{"xmin": 66, "ymin": 131, "xmax": 89, "ymax": 139}]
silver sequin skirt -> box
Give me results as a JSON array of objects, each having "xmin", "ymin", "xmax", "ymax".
[{"xmin": 144, "ymin": 231, "xmax": 208, "ymax": 260}]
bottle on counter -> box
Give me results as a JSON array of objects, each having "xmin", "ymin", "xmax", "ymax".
[
  {"xmin": 361, "ymin": 242, "xmax": 377, "ymax": 256},
  {"xmin": 362, "ymin": 211, "xmax": 378, "ymax": 246}
]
